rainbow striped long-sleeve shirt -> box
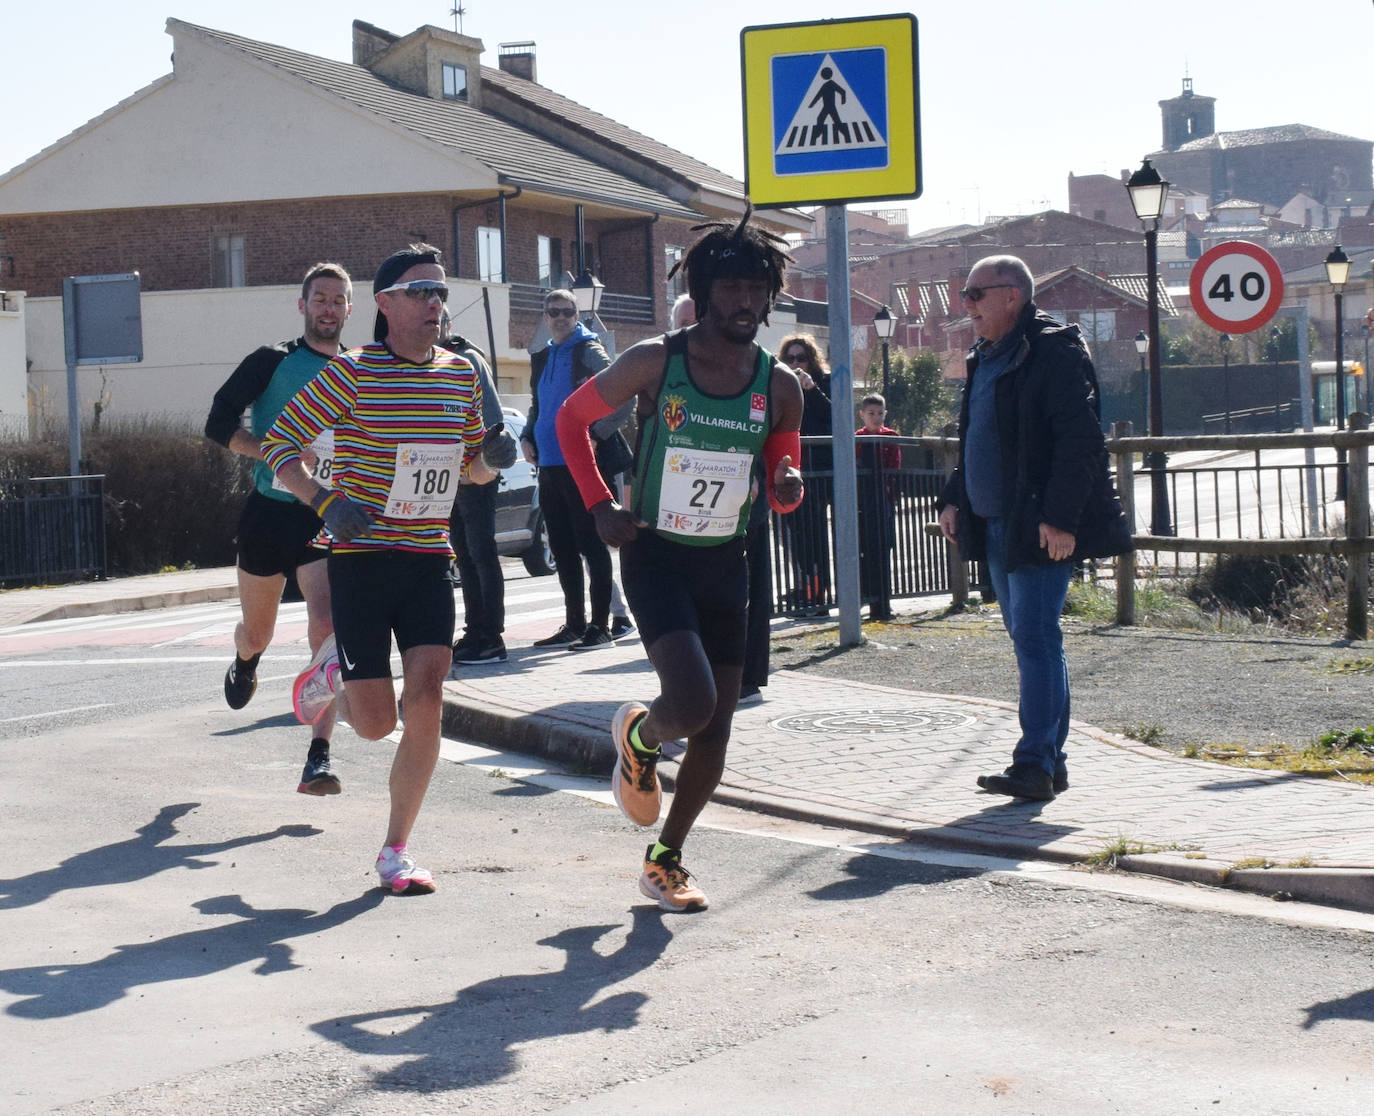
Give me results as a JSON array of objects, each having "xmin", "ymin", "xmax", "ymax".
[{"xmin": 262, "ymin": 343, "xmax": 484, "ymax": 555}]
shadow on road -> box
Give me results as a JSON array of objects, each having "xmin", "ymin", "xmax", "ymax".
[
  {"xmin": 0, "ymin": 889, "xmax": 383, "ymax": 1018},
  {"xmin": 312, "ymin": 910, "xmax": 673, "ymax": 1091},
  {"xmin": 0, "ymin": 802, "xmax": 319, "ymax": 910}
]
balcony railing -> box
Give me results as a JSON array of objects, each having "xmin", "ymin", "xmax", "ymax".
[{"xmin": 508, "ymin": 282, "xmax": 657, "ymax": 325}]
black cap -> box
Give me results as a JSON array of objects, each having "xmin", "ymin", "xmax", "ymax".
[{"xmin": 372, "ymin": 245, "xmax": 441, "ymax": 343}]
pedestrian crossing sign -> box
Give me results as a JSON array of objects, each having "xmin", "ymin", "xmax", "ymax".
[{"xmin": 742, "ymin": 14, "xmax": 920, "ymax": 208}]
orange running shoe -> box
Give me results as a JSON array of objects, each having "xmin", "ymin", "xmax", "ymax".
[
  {"xmin": 610, "ymin": 701, "xmax": 661, "ymax": 826},
  {"xmin": 638, "ymin": 844, "xmax": 708, "ymax": 912}
]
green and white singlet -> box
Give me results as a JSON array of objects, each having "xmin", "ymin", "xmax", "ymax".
[{"xmin": 629, "ymin": 331, "xmax": 773, "ymax": 547}]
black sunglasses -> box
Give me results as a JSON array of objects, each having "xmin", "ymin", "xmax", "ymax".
[
  {"xmin": 959, "ymin": 283, "xmax": 1015, "ymax": 303},
  {"xmin": 545, "ymin": 306, "xmax": 577, "ymax": 319}
]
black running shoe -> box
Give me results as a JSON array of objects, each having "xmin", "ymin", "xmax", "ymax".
[
  {"xmin": 533, "ymin": 623, "xmax": 585, "ymax": 648},
  {"xmin": 454, "ymin": 641, "xmax": 508, "ymax": 665},
  {"xmin": 298, "ymin": 753, "xmax": 342, "ymax": 796},
  {"xmin": 568, "ymin": 623, "xmax": 614, "ymax": 651},
  {"xmin": 610, "ymin": 615, "xmax": 636, "ymax": 639},
  {"xmin": 224, "ymin": 659, "xmax": 257, "ymax": 710}
]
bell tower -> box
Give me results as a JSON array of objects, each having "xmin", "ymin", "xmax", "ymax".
[{"xmin": 1159, "ymin": 77, "xmax": 1216, "ymax": 151}]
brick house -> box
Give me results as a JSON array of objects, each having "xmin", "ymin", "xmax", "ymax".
[{"xmin": 0, "ymin": 18, "xmax": 805, "ymax": 423}]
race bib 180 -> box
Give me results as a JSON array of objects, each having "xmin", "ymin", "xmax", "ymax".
[{"xmin": 384, "ymin": 442, "xmax": 462, "ymax": 519}]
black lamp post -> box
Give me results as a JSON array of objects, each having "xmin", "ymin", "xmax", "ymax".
[
  {"xmin": 1220, "ymin": 333, "xmax": 1233, "ymax": 434},
  {"xmin": 873, "ymin": 304, "xmax": 895, "ymax": 396},
  {"xmin": 1326, "ymin": 245, "xmax": 1351, "ymax": 497},
  {"xmin": 1126, "ymin": 158, "xmax": 1173, "ymax": 536},
  {"xmin": 1135, "ymin": 329, "xmax": 1149, "ymax": 431},
  {"xmin": 572, "ymin": 267, "xmax": 604, "ymax": 319}
]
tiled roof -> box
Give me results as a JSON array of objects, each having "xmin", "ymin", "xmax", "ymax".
[
  {"xmin": 478, "ymin": 65, "xmax": 745, "ymax": 202},
  {"xmin": 1214, "ymin": 198, "xmax": 1265, "ymax": 210},
  {"xmin": 1173, "ymin": 124, "xmax": 1370, "ymax": 152},
  {"xmin": 175, "ymin": 21, "xmax": 700, "ymax": 219}
]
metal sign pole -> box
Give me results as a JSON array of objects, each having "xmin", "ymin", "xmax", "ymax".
[{"xmin": 827, "ymin": 204, "xmax": 862, "ymax": 647}]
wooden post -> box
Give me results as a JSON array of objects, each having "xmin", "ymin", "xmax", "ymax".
[
  {"xmin": 1346, "ymin": 413, "xmax": 1369, "ymax": 641},
  {"xmin": 1112, "ymin": 422, "xmax": 1136, "ymax": 626},
  {"xmin": 940, "ymin": 425, "xmax": 967, "ymax": 609}
]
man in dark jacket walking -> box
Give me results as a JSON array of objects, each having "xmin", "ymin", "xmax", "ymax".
[{"xmin": 938, "ymin": 255, "xmax": 1129, "ymax": 801}]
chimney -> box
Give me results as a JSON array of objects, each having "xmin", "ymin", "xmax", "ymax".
[{"xmin": 498, "ymin": 41, "xmax": 537, "ymax": 82}]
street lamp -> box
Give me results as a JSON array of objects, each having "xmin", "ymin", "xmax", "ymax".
[
  {"xmin": 1220, "ymin": 333, "xmax": 1233, "ymax": 434},
  {"xmin": 572, "ymin": 267, "xmax": 604, "ymax": 318},
  {"xmin": 1126, "ymin": 158, "xmax": 1173, "ymax": 536},
  {"xmin": 873, "ymin": 304, "xmax": 895, "ymax": 396},
  {"xmin": 1326, "ymin": 245, "xmax": 1350, "ymax": 497},
  {"xmin": 1134, "ymin": 329, "xmax": 1149, "ymax": 431}
]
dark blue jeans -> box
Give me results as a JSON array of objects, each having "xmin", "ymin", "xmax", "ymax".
[
  {"xmin": 984, "ymin": 517, "xmax": 1072, "ymax": 776},
  {"xmin": 451, "ymin": 481, "xmax": 504, "ymax": 644}
]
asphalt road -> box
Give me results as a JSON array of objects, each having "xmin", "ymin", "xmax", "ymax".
[{"xmin": 3, "ymin": 609, "xmax": 1374, "ymax": 1113}]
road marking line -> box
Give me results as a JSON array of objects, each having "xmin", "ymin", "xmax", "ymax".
[{"xmin": 0, "ymin": 702, "xmax": 120, "ymax": 723}]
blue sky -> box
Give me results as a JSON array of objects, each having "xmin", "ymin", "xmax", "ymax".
[{"xmin": 2, "ymin": 1, "xmax": 1368, "ymax": 231}]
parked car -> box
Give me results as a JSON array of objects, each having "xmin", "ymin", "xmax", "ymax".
[{"xmin": 491, "ymin": 410, "xmax": 554, "ymax": 576}]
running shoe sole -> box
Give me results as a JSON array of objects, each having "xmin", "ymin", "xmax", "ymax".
[
  {"xmin": 292, "ymin": 634, "xmax": 339, "ymax": 725},
  {"xmin": 611, "ymin": 701, "xmax": 661, "ymax": 826}
]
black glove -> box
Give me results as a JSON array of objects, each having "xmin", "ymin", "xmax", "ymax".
[
  {"xmin": 480, "ymin": 422, "xmax": 519, "ymax": 471},
  {"xmin": 310, "ymin": 488, "xmax": 373, "ymax": 543}
]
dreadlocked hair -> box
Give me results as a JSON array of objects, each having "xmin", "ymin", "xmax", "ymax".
[{"xmin": 670, "ymin": 202, "xmax": 793, "ymax": 326}]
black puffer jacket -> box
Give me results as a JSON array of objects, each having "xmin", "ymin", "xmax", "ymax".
[{"xmin": 938, "ymin": 304, "xmax": 1130, "ymax": 572}]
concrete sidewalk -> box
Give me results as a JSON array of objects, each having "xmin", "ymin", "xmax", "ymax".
[{"xmin": 5, "ymin": 568, "xmax": 1372, "ymax": 914}]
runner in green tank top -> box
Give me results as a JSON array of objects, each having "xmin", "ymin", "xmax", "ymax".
[{"xmin": 555, "ymin": 214, "xmax": 805, "ymax": 912}]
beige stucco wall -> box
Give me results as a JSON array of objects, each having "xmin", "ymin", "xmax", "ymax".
[
  {"xmin": 24, "ymin": 280, "xmax": 519, "ymax": 431},
  {"xmin": 0, "ymin": 291, "xmax": 28, "ymax": 439},
  {"xmin": 0, "ymin": 28, "xmax": 496, "ymax": 215}
]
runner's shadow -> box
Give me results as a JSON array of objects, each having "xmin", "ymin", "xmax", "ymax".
[
  {"xmin": 312, "ymin": 910, "xmax": 673, "ymax": 1091},
  {"xmin": 212, "ymin": 712, "xmax": 302, "ymax": 736},
  {"xmin": 0, "ymin": 802, "xmax": 319, "ymax": 910},
  {"xmin": 0, "ymin": 890, "xmax": 383, "ymax": 1018},
  {"xmin": 808, "ymin": 851, "xmax": 980, "ymax": 901},
  {"xmin": 1302, "ymin": 987, "xmax": 1374, "ymax": 1029}
]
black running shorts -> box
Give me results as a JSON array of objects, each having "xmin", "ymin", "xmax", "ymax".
[
  {"xmin": 235, "ymin": 490, "xmax": 328, "ymax": 578},
  {"xmin": 620, "ymin": 531, "xmax": 748, "ymax": 667},
  {"xmin": 327, "ymin": 551, "xmax": 455, "ymax": 681}
]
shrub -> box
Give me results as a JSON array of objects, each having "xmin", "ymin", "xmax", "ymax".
[
  {"xmin": 1187, "ymin": 551, "xmax": 1346, "ymax": 632},
  {"xmin": 1, "ymin": 418, "xmax": 251, "ymax": 575}
]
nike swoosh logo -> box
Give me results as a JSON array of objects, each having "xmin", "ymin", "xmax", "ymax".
[{"xmin": 340, "ymin": 644, "xmax": 357, "ymax": 671}]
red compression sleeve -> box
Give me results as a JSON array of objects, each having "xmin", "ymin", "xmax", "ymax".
[
  {"xmin": 556, "ymin": 378, "xmax": 617, "ymax": 510},
  {"xmin": 763, "ymin": 427, "xmax": 804, "ymax": 513}
]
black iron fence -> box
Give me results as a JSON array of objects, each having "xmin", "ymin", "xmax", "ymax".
[
  {"xmin": 0, "ymin": 475, "xmax": 107, "ymax": 588},
  {"xmin": 765, "ymin": 435, "xmax": 959, "ymax": 616}
]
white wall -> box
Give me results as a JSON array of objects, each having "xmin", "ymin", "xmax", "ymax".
[
  {"xmin": 0, "ymin": 291, "xmax": 28, "ymax": 439},
  {"xmin": 24, "ymin": 280, "xmax": 519, "ymax": 431}
]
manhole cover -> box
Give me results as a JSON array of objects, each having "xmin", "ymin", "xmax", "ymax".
[{"xmin": 771, "ymin": 708, "xmax": 977, "ymax": 735}]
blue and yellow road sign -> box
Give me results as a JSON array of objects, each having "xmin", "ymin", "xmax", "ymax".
[{"xmin": 741, "ymin": 14, "xmax": 920, "ymax": 208}]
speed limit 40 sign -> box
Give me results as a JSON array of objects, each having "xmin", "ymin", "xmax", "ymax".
[{"xmin": 1189, "ymin": 240, "xmax": 1285, "ymax": 334}]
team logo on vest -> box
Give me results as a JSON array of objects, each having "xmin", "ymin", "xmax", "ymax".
[
  {"xmin": 662, "ymin": 394, "xmax": 688, "ymax": 432},
  {"xmin": 750, "ymin": 392, "xmax": 767, "ymax": 422}
]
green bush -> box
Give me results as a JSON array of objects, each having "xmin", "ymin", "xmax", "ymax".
[{"xmin": 1, "ymin": 417, "xmax": 252, "ymax": 575}]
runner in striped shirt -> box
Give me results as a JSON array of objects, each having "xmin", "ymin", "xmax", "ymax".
[{"xmin": 264, "ymin": 244, "xmax": 498, "ymax": 896}]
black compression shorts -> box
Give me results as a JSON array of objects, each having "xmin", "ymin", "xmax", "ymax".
[
  {"xmin": 235, "ymin": 490, "xmax": 328, "ymax": 578},
  {"xmin": 620, "ymin": 532, "xmax": 748, "ymax": 667},
  {"xmin": 327, "ymin": 551, "xmax": 455, "ymax": 681}
]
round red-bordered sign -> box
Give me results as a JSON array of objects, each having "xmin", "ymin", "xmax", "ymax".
[{"xmin": 1189, "ymin": 241, "xmax": 1285, "ymax": 334}]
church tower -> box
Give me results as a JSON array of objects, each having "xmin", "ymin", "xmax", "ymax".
[{"xmin": 1159, "ymin": 77, "xmax": 1216, "ymax": 151}]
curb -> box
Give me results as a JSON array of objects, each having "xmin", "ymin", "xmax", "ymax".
[
  {"xmin": 439, "ymin": 691, "xmax": 1374, "ymax": 917},
  {"xmin": 18, "ymin": 585, "xmax": 243, "ymax": 626}
]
